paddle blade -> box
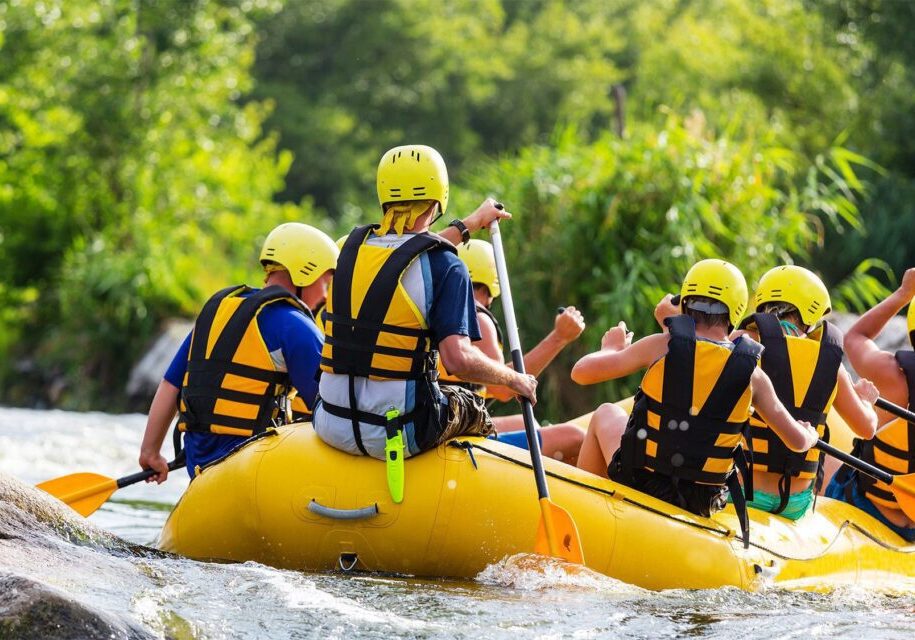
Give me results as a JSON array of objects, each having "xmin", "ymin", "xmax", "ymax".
[
  {"xmin": 36, "ymin": 473, "xmax": 118, "ymax": 517},
  {"xmin": 534, "ymin": 498, "xmax": 584, "ymax": 564},
  {"xmin": 890, "ymin": 473, "xmax": 915, "ymax": 522}
]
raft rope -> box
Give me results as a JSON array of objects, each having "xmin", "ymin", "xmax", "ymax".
[{"xmin": 460, "ymin": 440, "xmax": 915, "ymax": 560}]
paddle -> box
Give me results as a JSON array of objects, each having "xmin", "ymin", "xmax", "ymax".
[
  {"xmin": 875, "ymin": 397, "xmax": 915, "ymax": 424},
  {"xmin": 488, "ymin": 217, "xmax": 584, "ymax": 564},
  {"xmin": 816, "ymin": 439, "xmax": 915, "ymax": 520},
  {"xmin": 36, "ymin": 457, "xmax": 184, "ymax": 517}
]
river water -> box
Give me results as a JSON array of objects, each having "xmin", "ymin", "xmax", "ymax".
[{"xmin": 2, "ymin": 406, "xmax": 915, "ymax": 639}]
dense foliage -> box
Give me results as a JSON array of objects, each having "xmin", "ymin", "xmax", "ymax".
[{"xmin": 1, "ymin": 0, "xmax": 913, "ymax": 415}]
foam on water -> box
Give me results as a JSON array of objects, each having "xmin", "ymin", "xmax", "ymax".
[{"xmin": 477, "ymin": 553, "xmax": 645, "ymax": 595}]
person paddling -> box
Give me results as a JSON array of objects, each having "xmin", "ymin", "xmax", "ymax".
[
  {"xmin": 313, "ymin": 145, "xmax": 537, "ymax": 472},
  {"xmin": 439, "ymin": 239, "xmax": 586, "ymax": 464},
  {"xmin": 825, "ymin": 267, "xmax": 915, "ymax": 540},
  {"xmin": 138, "ymin": 223, "xmax": 338, "ymax": 481},
  {"xmin": 571, "ymin": 259, "xmax": 818, "ymax": 526},
  {"xmin": 735, "ymin": 266, "xmax": 877, "ymax": 520}
]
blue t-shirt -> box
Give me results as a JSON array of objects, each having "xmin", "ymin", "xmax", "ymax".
[
  {"xmin": 163, "ymin": 289, "xmax": 323, "ymax": 476},
  {"xmin": 424, "ymin": 248, "xmax": 482, "ymax": 344}
]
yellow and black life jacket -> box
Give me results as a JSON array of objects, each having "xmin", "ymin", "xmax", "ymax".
[
  {"xmin": 857, "ymin": 351, "xmax": 915, "ymax": 509},
  {"xmin": 178, "ymin": 284, "xmax": 311, "ymax": 437},
  {"xmin": 619, "ymin": 315, "xmax": 760, "ymax": 485},
  {"xmin": 617, "ymin": 315, "xmax": 762, "ymax": 544},
  {"xmin": 318, "ymin": 224, "xmax": 456, "ymax": 453},
  {"xmin": 438, "ymin": 302, "xmax": 503, "ymax": 394},
  {"xmin": 742, "ymin": 313, "xmax": 843, "ymax": 509}
]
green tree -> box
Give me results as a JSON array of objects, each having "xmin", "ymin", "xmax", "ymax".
[
  {"xmin": 252, "ymin": 0, "xmax": 623, "ymax": 213},
  {"xmin": 459, "ymin": 114, "xmax": 867, "ymax": 420},
  {"xmin": 0, "ymin": 0, "xmax": 319, "ymax": 408}
]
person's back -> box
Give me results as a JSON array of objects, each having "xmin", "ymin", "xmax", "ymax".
[
  {"xmin": 740, "ymin": 266, "xmax": 876, "ymax": 520},
  {"xmin": 313, "ymin": 144, "xmax": 536, "ymax": 479},
  {"xmin": 827, "ymin": 268, "xmax": 915, "ymax": 539}
]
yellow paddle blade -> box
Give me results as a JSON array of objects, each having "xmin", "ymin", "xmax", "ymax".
[
  {"xmin": 891, "ymin": 473, "xmax": 915, "ymax": 522},
  {"xmin": 534, "ymin": 497, "xmax": 584, "ymax": 564},
  {"xmin": 36, "ymin": 472, "xmax": 118, "ymax": 517}
]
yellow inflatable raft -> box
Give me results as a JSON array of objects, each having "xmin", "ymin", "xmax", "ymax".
[{"xmin": 158, "ymin": 413, "xmax": 915, "ymax": 591}]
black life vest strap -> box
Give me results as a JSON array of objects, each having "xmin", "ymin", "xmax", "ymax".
[
  {"xmin": 662, "ymin": 316, "xmax": 697, "ymax": 413},
  {"xmin": 750, "ymin": 312, "xmax": 794, "ymax": 406},
  {"xmin": 801, "ymin": 321, "xmax": 844, "ymax": 411},
  {"xmin": 896, "ymin": 351, "xmax": 915, "ymax": 412},
  {"xmin": 321, "ymin": 391, "xmax": 418, "ymax": 429},
  {"xmin": 329, "ymin": 225, "xmax": 456, "ymax": 377},
  {"xmin": 348, "ymin": 376, "xmax": 369, "ymax": 455},
  {"xmin": 726, "ymin": 470, "xmax": 751, "ymax": 549},
  {"xmin": 188, "ymin": 284, "xmax": 250, "ymax": 363},
  {"xmin": 476, "ymin": 302, "xmax": 504, "ymax": 347}
]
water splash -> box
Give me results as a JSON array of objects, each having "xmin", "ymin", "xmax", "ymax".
[{"xmin": 476, "ymin": 553, "xmax": 644, "ymax": 595}]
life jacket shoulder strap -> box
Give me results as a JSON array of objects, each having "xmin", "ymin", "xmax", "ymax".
[
  {"xmin": 475, "ymin": 302, "xmax": 504, "ymax": 348},
  {"xmin": 747, "ymin": 312, "xmax": 794, "ymax": 406},
  {"xmin": 801, "ymin": 320, "xmax": 843, "ymax": 411},
  {"xmin": 205, "ymin": 285, "xmax": 308, "ymax": 364},
  {"xmin": 661, "ymin": 315, "xmax": 698, "ymax": 412},
  {"xmin": 895, "ymin": 351, "xmax": 915, "ymax": 412},
  {"xmin": 189, "ymin": 284, "xmax": 251, "ymax": 362}
]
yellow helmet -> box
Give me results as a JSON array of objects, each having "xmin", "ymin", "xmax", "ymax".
[
  {"xmin": 458, "ymin": 239, "xmax": 500, "ymax": 298},
  {"xmin": 908, "ymin": 300, "xmax": 915, "ymax": 347},
  {"xmin": 336, "ymin": 234, "xmax": 348, "ymax": 250},
  {"xmin": 679, "ymin": 259, "xmax": 748, "ymax": 328},
  {"xmin": 752, "ymin": 265, "xmax": 831, "ymax": 327},
  {"xmin": 259, "ymin": 223, "xmax": 339, "ymax": 287},
  {"xmin": 376, "ymin": 144, "xmax": 449, "ymax": 213}
]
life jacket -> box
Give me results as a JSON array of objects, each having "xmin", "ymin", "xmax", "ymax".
[
  {"xmin": 742, "ymin": 313, "xmax": 843, "ymax": 510},
  {"xmin": 318, "ymin": 224, "xmax": 457, "ymax": 453},
  {"xmin": 617, "ymin": 315, "xmax": 762, "ymax": 545},
  {"xmin": 619, "ymin": 315, "xmax": 761, "ymax": 485},
  {"xmin": 857, "ymin": 351, "xmax": 915, "ymax": 509},
  {"xmin": 178, "ymin": 285, "xmax": 311, "ymax": 437},
  {"xmin": 438, "ymin": 302, "xmax": 503, "ymax": 394}
]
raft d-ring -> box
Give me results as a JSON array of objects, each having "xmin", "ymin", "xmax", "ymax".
[
  {"xmin": 339, "ymin": 553, "xmax": 359, "ymax": 572},
  {"xmin": 448, "ymin": 441, "xmax": 478, "ymax": 469}
]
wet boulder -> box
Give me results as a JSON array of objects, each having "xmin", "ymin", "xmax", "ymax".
[{"xmin": 0, "ymin": 573, "xmax": 156, "ymax": 640}]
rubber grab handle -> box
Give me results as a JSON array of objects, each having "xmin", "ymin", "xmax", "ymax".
[{"xmin": 307, "ymin": 500, "xmax": 380, "ymax": 520}]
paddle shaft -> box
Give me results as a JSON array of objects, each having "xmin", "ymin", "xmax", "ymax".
[
  {"xmin": 488, "ymin": 220, "xmax": 551, "ymax": 501},
  {"xmin": 117, "ymin": 458, "xmax": 185, "ymax": 489},
  {"xmin": 875, "ymin": 397, "xmax": 915, "ymax": 424},
  {"xmin": 815, "ymin": 439, "xmax": 895, "ymax": 486}
]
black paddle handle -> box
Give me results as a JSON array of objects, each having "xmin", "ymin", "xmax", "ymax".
[
  {"xmin": 117, "ymin": 458, "xmax": 184, "ymax": 488},
  {"xmin": 815, "ymin": 439, "xmax": 894, "ymax": 485},
  {"xmin": 511, "ymin": 348, "xmax": 550, "ymax": 499},
  {"xmin": 875, "ymin": 397, "xmax": 915, "ymax": 424}
]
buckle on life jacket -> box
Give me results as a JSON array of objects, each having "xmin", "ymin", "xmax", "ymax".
[{"xmin": 384, "ymin": 407, "xmax": 406, "ymax": 504}]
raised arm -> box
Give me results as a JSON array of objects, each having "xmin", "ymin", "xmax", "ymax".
[
  {"xmin": 571, "ymin": 325, "xmax": 668, "ymax": 385},
  {"xmin": 438, "ymin": 198, "xmax": 511, "ymax": 246},
  {"xmin": 844, "ymin": 267, "xmax": 915, "ymax": 407}
]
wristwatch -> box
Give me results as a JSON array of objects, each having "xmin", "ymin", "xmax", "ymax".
[{"xmin": 448, "ymin": 219, "xmax": 471, "ymax": 245}]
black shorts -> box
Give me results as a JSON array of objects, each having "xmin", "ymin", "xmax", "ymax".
[{"xmin": 609, "ymin": 454, "xmax": 727, "ymax": 517}]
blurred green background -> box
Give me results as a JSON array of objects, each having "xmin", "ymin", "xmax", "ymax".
[{"xmin": 1, "ymin": 0, "xmax": 913, "ymax": 419}]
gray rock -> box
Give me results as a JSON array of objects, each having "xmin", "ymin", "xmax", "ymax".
[
  {"xmin": 828, "ymin": 312, "xmax": 911, "ymax": 378},
  {"xmin": 126, "ymin": 319, "xmax": 193, "ymax": 399},
  {"xmin": 0, "ymin": 573, "xmax": 156, "ymax": 640}
]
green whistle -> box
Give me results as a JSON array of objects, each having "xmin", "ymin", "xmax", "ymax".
[{"xmin": 384, "ymin": 408, "xmax": 405, "ymax": 504}]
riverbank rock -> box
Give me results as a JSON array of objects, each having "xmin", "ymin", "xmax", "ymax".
[
  {"xmin": 0, "ymin": 573, "xmax": 156, "ymax": 640},
  {"xmin": 126, "ymin": 319, "xmax": 193, "ymax": 403},
  {"xmin": 828, "ymin": 312, "xmax": 910, "ymax": 377}
]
